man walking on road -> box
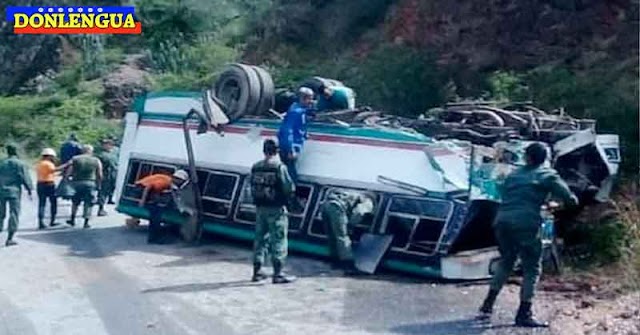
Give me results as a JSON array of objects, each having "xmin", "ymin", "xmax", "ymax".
[
  {"xmin": 477, "ymin": 142, "xmax": 579, "ymax": 328},
  {"xmin": 35, "ymin": 148, "xmax": 66, "ymax": 229},
  {"xmin": 60, "ymin": 133, "xmax": 82, "ymax": 165},
  {"xmin": 96, "ymin": 138, "xmax": 119, "ymax": 216},
  {"xmin": 0, "ymin": 144, "xmax": 33, "ymax": 246},
  {"xmin": 250, "ymin": 139, "xmax": 297, "ymax": 284},
  {"xmin": 320, "ymin": 189, "xmax": 375, "ymax": 275},
  {"xmin": 66, "ymin": 145, "xmax": 102, "ymax": 229}
]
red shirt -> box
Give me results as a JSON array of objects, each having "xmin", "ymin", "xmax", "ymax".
[{"xmin": 135, "ymin": 174, "xmax": 172, "ymax": 193}]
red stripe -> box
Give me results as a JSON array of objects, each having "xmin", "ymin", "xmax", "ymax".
[
  {"xmin": 14, "ymin": 22, "xmax": 141, "ymax": 34},
  {"xmin": 139, "ymin": 120, "xmax": 442, "ymax": 153}
]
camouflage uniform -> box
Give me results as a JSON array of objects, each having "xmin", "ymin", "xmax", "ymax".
[
  {"xmin": 69, "ymin": 154, "xmax": 102, "ymax": 225},
  {"xmin": 250, "ymin": 158, "xmax": 295, "ymax": 277},
  {"xmin": 96, "ymin": 148, "xmax": 118, "ymax": 209},
  {"xmin": 320, "ymin": 190, "xmax": 375, "ymax": 262},
  {"xmin": 489, "ymin": 165, "xmax": 578, "ymax": 303},
  {"xmin": 0, "ymin": 154, "xmax": 33, "ymax": 241}
]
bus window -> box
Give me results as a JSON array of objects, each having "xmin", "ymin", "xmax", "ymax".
[
  {"xmin": 126, "ymin": 161, "xmax": 140, "ymax": 185},
  {"xmin": 288, "ymin": 184, "xmax": 314, "ymax": 231},
  {"xmin": 382, "ymin": 197, "xmax": 452, "ymax": 255},
  {"xmin": 234, "ymin": 180, "xmax": 313, "ymax": 232},
  {"xmin": 309, "ymin": 187, "xmax": 380, "ymax": 238},
  {"xmin": 138, "ymin": 163, "xmax": 152, "ymax": 180},
  {"xmin": 235, "ymin": 179, "xmax": 256, "ymax": 224},
  {"xmin": 151, "ymin": 164, "xmax": 175, "ymax": 176},
  {"xmin": 201, "ymin": 171, "xmax": 239, "ymax": 218}
]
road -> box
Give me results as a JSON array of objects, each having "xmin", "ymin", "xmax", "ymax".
[{"xmin": 0, "ymin": 194, "xmax": 557, "ymax": 335}]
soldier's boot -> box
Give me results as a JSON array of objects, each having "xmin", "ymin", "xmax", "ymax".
[
  {"xmin": 38, "ymin": 219, "xmax": 46, "ymax": 230},
  {"xmin": 272, "ymin": 261, "xmax": 297, "ymax": 284},
  {"xmin": 477, "ymin": 289, "xmax": 499, "ymax": 320},
  {"xmin": 66, "ymin": 217, "xmax": 76, "ymax": 227},
  {"xmin": 108, "ymin": 197, "xmax": 115, "ymax": 205},
  {"xmin": 5, "ymin": 232, "xmax": 17, "ymax": 247},
  {"xmin": 251, "ymin": 263, "xmax": 268, "ymax": 283},
  {"xmin": 83, "ymin": 219, "xmax": 91, "ymax": 229},
  {"xmin": 515, "ymin": 302, "xmax": 548, "ymax": 328},
  {"xmin": 49, "ymin": 220, "xmax": 60, "ymax": 227},
  {"xmin": 97, "ymin": 206, "xmax": 108, "ymax": 217}
]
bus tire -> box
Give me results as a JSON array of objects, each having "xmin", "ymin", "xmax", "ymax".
[
  {"xmin": 214, "ymin": 63, "xmax": 261, "ymax": 122},
  {"xmin": 251, "ymin": 65, "xmax": 275, "ymax": 116}
]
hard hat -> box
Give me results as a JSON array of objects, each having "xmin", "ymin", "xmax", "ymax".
[
  {"xmin": 41, "ymin": 148, "xmax": 56, "ymax": 157},
  {"xmin": 172, "ymin": 169, "xmax": 189, "ymax": 181},
  {"xmin": 298, "ymin": 86, "xmax": 314, "ymax": 97}
]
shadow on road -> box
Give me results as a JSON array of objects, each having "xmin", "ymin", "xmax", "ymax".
[
  {"xmin": 390, "ymin": 318, "xmax": 504, "ymax": 335},
  {"xmin": 142, "ymin": 280, "xmax": 263, "ymax": 294}
]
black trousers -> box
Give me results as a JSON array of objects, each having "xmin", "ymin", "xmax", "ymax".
[{"xmin": 37, "ymin": 182, "xmax": 57, "ymax": 223}]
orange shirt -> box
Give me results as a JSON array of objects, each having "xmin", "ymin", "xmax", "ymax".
[
  {"xmin": 135, "ymin": 174, "xmax": 172, "ymax": 193},
  {"xmin": 35, "ymin": 160, "xmax": 56, "ymax": 183}
]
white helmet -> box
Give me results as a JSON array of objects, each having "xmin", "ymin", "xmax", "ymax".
[
  {"xmin": 298, "ymin": 86, "xmax": 314, "ymax": 97},
  {"xmin": 41, "ymin": 148, "xmax": 56, "ymax": 157},
  {"xmin": 172, "ymin": 169, "xmax": 189, "ymax": 181}
]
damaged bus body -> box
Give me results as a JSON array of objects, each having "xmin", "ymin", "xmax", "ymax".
[{"xmin": 114, "ymin": 65, "xmax": 621, "ymax": 280}]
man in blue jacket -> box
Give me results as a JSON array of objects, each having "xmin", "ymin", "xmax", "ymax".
[{"xmin": 277, "ymin": 87, "xmax": 314, "ymax": 184}]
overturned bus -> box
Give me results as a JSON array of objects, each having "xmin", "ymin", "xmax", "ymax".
[{"xmin": 114, "ymin": 64, "xmax": 621, "ymax": 280}]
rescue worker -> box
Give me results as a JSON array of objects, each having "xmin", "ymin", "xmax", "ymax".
[
  {"xmin": 316, "ymin": 85, "xmax": 355, "ymax": 112},
  {"xmin": 35, "ymin": 148, "xmax": 67, "ymax": 229},
  {"xmin": 277, "ymin": 86, "xmax": 314, "ymax": 184},
  {"xmin": 320, "ymin": 189, "xmax": 375, "ymax": 275},
  {"xmin": 0, "ymin": 144, "xmax": 33, "ymax": 246},
  {"xmin": 96, "ymin": 138, "xmax": 118, "ymax": 216},
  {"xmin": 477, "ymin": 142, "xmax": 579, "ymax": 327},
  {"xmin": 60, "ymin": 133, "xmax": 82, "ymax": 165},
  {"xmin": 250, "ymin": 139, "xmax": 297, "ymax": 284},
  {"xmin": 66, "ymin": 145, "xmax": 103, "ymax": 229},
  {"xmin": 136, "ymin": 170, "xmax": 189, "ymax": 244}
]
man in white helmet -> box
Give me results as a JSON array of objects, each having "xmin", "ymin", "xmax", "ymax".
[
  {"xmin": 277, "ymin": 86, "xmax": 314, "ymax": 184},
  {"xmin": 35, "ymin": 148, "xmax": 68, "ymax": 229},
  {"xmin": 136, "ymin": 169, "xmax": 195, "ymax": 243}
]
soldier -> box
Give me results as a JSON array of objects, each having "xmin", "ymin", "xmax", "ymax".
[
  {"xmin": 320, "ymin": 189, "xmax": 375, "ymax": 275},
  {"xmin": 477, "ymin": 142, "xmax": 578, "ymax": 328},
  {"xmin": 250, "ymin": 139, "xmax": 297, "ymax": 284},
  {"xmin": 66, "ymin": 145, "xmax": 103, "ymax": 229},
  {"xmin": 0, "ymin": 144, "xmax": 33, "ymax": 246},
  {"xmin": 96, "ymin": 138, "xmax": 118, "ymax": 216}
]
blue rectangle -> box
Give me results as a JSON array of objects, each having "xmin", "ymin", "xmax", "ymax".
[{"xmin": 6, "ymin": 6, "xmax": 136, "ymax": 22}]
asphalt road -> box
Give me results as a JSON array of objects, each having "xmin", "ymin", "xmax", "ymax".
[{"xmin": 0, "ymin": 193, "xmax": 556, "ymax": 335}]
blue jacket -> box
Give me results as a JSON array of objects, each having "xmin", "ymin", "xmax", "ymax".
[
  {"xmin": 60, "ymin": 140, "xmax": 82, "ymax": 164},
  {"xmin": 278, "ymin": 102, "xmax": 309, "ymax": 154}
]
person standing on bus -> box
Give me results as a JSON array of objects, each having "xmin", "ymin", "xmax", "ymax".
[
  {"xmin": 35, "ymin": 148, "xmax": 67, "ymax": 229},
  {"xmin": 250, "ymin": 139, "xmax": 297, "ymax": 284},
  {"xmin": 65, "ymin": 145, "xmax": 102, "ymax": 229},
  {"xmin": 477, "ymin": 142, "xmax": 578, "ymax": 328},
  {"xmin": 277, "ymin": 87, "xmax": 314, "ymax": 184},
  {"xmin": 0, "ymin": 144, "xmax": 33, "ymax": 246},
  {"xmin": 320, "ymin": 189, "xmax": 375, "ymax": 275}
]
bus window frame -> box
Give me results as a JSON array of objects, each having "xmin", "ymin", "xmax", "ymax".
[
  {"xmin": 121, "ymin": 161, "xmax": 177, "ymax": 202},
  {"xmin": 380, "ymin": 195, "xmax": 454, "ymax": 256},
  {"xmin": 233, "ymin": 178, "xmax": 315, "ymax": 232},
  {"xmin": 308, "ymin": 186, "xmax": 382, "ymax": 239},
  {"xmin": 200, "ymin": 170, "xmax": 240, "ymax": 219}
]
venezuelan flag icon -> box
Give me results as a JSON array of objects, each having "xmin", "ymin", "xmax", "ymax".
[{"xmin": 6, "ymin": 6, "xmax": 142, "ymax": 34}]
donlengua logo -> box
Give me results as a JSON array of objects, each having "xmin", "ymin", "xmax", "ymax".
[{"xmin": 6, "ymin": 6, "xmax": 141, "ymax": 34}]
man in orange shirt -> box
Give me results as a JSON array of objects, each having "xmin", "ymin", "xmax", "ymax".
[
  {"xmin": 136, "ymin": 170, "xmax": 189, "ymax": 244},
  {"xmin": 35, "ymin": 148, "xmax": 67, "ymax": 229}
]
